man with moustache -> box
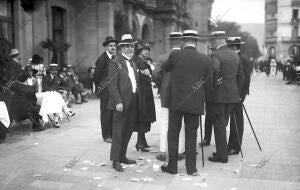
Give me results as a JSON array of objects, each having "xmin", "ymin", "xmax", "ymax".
[
  {"xmin": 93, "ymin": 36, "xmax": 118, "ymax": 143},
  {"xmin": 161, "ymin": 30, "xmax": 212, "ymax": 175},
  {"xmin": 226, "ymin": 37, "xmax": 252, "ymax": 155},
  {"xmin": 208, "ymin": 31, "xmax": 244, "ymax": 163},
  {"xmin": 107, "ymin": 34, "xmax": 138, "ymax": 172}
]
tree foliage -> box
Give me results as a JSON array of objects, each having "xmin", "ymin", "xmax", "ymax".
[{"xmin": 212, "ymin": 21, "xmax": 262, "ymax": 59}]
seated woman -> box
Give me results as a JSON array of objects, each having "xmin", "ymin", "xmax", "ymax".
[{"xmin": 40, "ymin": 64, "xmax": 75, "ymax": 128}]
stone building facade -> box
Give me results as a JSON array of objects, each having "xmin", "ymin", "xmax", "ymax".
[
  {"xmin": 265, "ymin": 0, "xmax": 300, "ymax": 60},
  {"xmin": 0, "ymin": 0, "xmax": 213, "ymax": 71}
]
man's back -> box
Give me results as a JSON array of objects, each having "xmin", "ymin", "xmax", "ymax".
[
  {"xmin": 211, "ymin": 47, "xmax": 243, "ymax": 103},
  {"xmin": 165, "ymin": 46, "xmax": 212, "ymax": 115}
]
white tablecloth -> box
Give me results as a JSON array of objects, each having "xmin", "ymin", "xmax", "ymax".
[{"xmin": 0, "ymin": 101, "xmax": 10, "ymax": 128}]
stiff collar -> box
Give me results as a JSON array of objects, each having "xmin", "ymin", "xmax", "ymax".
[
  {"xmin": 122, "ymin": 53, "xmax": 131, "ymax": 61},
  {"xmin": 106, "ymin": 51, "xmax": 113, "ymax": 60},
  {"xmin": 172, "ymin": 47, "xmax": 181, "ymax": 51}
]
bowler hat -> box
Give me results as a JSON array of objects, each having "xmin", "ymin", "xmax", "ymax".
[
  {"xmin": 118, "ymin": 34, "xmax": 136, "ymax": 46},
  {"xmin": 102, "ymin": 36, "xmax": 118, "ymax": 47},
  {"xmin": 211, "ymin": 31, "xmax": 226, "ymax": 39},
  {"xmin": 182, "ymin": 30, "xmax": 201, "ymax": 40},
  {"xmin": 32, "ymin": 54, "xmax": 44, "ymax": 65},
  {"xmin": 227, "ymin": 37, "xmax": 245, "ymax": 45}
]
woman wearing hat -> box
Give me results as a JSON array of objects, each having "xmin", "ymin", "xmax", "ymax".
[
  {"xmin": 31, "ymin": 54, "xmax": 46, "ymax": 92},
  {"xmin": 24, "ymin": 65, "xmax": 38, "ymax": 92},
  {"xmin": 132, "ymin": 40, "xmax": 156, "ymax": 152}
]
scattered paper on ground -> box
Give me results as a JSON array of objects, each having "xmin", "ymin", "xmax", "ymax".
[
  {"xmin": 135, "ymin": 170, "xmax": 143, "ymax": 173},
  {"xmin": 94, "ymin": 177, "xmax": 102, "ymax": 180},
  {"xmin": 182, "ymin": 177, "xmax": 192, "ymax": 181},
  {"xmin": 33, "ymin": 174, "xmax": 42, "ymax": 177},
  {"xmin": 63, "ymin": 168, "xmax": 71, "ymax": 172},
  {"xmin": 153, "ymin": 164, "xmax": 160, "ymax": 171},
  {"xmin": 142, "ymin": 177, "xmax": 154, "ymax": 182},
  {"xmin": 130, "ymin": 177, "xmax": 140, "ymax": 182},
  {"xmin": 80, "ymin": 167, "xmax": 89, "ymax": 171},
  {"xmin": 97, "ymin": 162, "xmax": 106, "ymax": 167},
  {"xmin": 234, "ymin": 169, "xmax": 240, "ymax": 174}
]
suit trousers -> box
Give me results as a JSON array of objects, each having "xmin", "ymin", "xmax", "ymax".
[
  {"xmin": 110, "ymin": 93, "xmax": 138, "ymax": 162},
  {"xmin": 159, "ymin": 108, "xmax": 185, "ymax": 154},
  {"xmin": 211, "ymin": 103, "xmax": 234, "ymax": 160},
  {"xmin": 100, "ymin": 90, "xmax": 113, "ymax": 139},
  {"xmin": 167, "ymin": 110, "xmax": 199, "ymax": 174},
  {"xmin": 204, "ymin": 101, "xmax": 213, "ymax": 143},
  {"xmin": 228, "ymin": 102, "xmax": 244, "ymax": 151}
]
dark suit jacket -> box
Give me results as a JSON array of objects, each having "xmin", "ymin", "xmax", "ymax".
[
  {"xmin": 41, "ymin": 74, "xmax": 62, "ymax": 92},
  {"xmin": 93, "ymin": 52, "xmax": 111, "ymax": 87},
  {"xmin": 107, "ymin": 55, "xmax": 139, "ymax": 111},
  {"xmin": 211, "ymin": 46, "xmax": 245, "ymax": 103},
  {"xmin": 239, "ymin": 54, "xmax": 252, "ymax": 100},
  {"xmin": 163, "ymin": 46, "xmax": 213, "ymax": 115}
]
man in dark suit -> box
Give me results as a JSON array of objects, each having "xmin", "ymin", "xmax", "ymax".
[
  {"xmin": 208, "ymin": 31, "xmax": 245, "ymax": 163},
  {"xmin": 227, "ymin": 37, "xmax": 252, "ymax": 155},
  {"xmin": 161, "ymin": 30, "xmax": 213, "ymax": 175},
  {"xmin": 42, "ymin": 64, "xmax": 62, "ymax": 92},
  {"xmin": 93, "ymin": 36, "xmax": 117, "ymax": 143},
  {"xmin": 107, "ymin": 34, "xmax": 138, "ymax": 172}
]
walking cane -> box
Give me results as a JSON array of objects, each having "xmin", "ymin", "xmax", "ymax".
[
  {"xmin": 199, "ymin": 116, "xmax": 205, "ymax": 167},
  {"xmin": 232, "ymin": 113, "xmax": 244, "ymax": 160},
  {"xmin": 242, "ymin": 104, "xmax": 262, "ymax": 152}
]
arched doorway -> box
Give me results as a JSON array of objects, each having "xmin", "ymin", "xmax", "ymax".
[{"xmin": 142, "ymin": 24, "xmax": 150, "ymax": 41}]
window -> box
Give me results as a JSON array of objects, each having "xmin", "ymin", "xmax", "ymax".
[
  {"xmin": 0, "ymin": 0, "xmax": 13, "ymax": 44},
  {"xmin": 52, "ymin": 6, "xmax": 65, "ymax": 66},
  {"xmin": 293, "ymin": 9, "xmax": 298, "ymax": 19}
]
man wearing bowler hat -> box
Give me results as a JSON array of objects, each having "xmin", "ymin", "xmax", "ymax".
[
  {"xmin": 161, "ymin": 30, "xmax": 212, "ymax": 175},
  {"xmin": 227, "ymin": 37, "xmax": 252, "ymax": 155},
  {"xmin": 107, "ymin": 34, "xmax": 138, "ymax": 172},
  {"xmin": 208, "ymin": 31, "xmax": 244, "ymax": 163},
  {"xmin": 93, "ymin": 36, "xmax": 118, "ymax": 143}
]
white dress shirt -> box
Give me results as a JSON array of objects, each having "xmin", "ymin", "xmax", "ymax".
[
  {"xmin": 106, "ymin": 51, "xmax": 113, "ymax": 60},
  {"xmin": 122, "ymin": 53, "xmax": 137, "ymax": 93}
]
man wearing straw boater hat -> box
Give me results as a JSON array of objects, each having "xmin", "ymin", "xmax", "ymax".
[
  {"xmin": 161, "ymin": 30, "xmax": 212, "ymax": 175},
  {"xmin": 155, "ymin": 32, "xmax": 186, "ymax": 162},
  {"xmin": 227, "ymin": 36, "xmax": 251, "ymax": 156},
  {"xmin": 208, "ymin": 31, "xmax": 244, "ymax": 163},
  {"xmin": 107, "ymin": 34, "xmax": 139, "ymax": 172},
  {"xmin": 93, "ymin": 36, "xmax": 118, "ymax": 143}
]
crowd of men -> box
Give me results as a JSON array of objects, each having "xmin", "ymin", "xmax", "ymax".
[{"xmin": 93, "ymin": 29, "xmax": 252, "ymax": 175}]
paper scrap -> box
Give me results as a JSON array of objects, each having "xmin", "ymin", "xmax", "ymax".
[
  {"xmin": 153, "ymin": 164, "xmax": 160, "ymax": 171},
  {"xmin": 182, "ymin": 177, "xmax": 192, "ymax": 181},
  {"xmin": 97, "ymin": 162, "xmax": 106, "ymax": 167},
  {"xmin": 130, "ymin": 177, "xmax": 140, "ymax": 182},
  {"xmin": 97, "ymin": 184, "xmax": 103, "ymax": 187},
  {"xmin": 33, "ymin": 174, "xmax": 42, "ymax": 177},
  {"xmin": 84, "ymin": 160, "xmax": 91, "ymax": 164},
  {"xmin": 80, "ymin": 167, "xmax": 89, "ymax": 171},
  {"xmin": 94, "ymin": 177, "xmax": 102, "ymax": 180},
  {"xmin": 63, "ymin": 168, "xmax": 71, "ymax": 172},
  {"xmin": 230, "ymin": 188, "xmax": 239, "ymax": 190},
  {"xmin": 142, "ymin": 177, "xmax": 154, "ymax": 182},
  {"xmin": 194, "ymin": 182, "xmax": 208, "ymax": 188},
  {"xmin": 34, "ymin": 142, "xmax": 39, "ymax": 145},
  {"xmin": 135, "ymin": 170, "xmax": 143, "ymax": 173}
]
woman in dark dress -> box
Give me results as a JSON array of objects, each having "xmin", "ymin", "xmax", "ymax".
[{"xmin": 133, "ymin": 41, "xmax": 156, "ymax": 152}]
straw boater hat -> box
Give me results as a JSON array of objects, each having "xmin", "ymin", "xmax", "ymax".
[
  {"xmin": 102, "ymin": 36, "xmax": 118, "ymax": 47},
  {"xmin": 226, "ymin": 37, "xmax": 245, "ymax": 45},
  {"xmin": 168, "ymin": 32, "xmax": 183, "ymax": 39},
  {"xmin": 49, "ymin": 63, "xmax": 59, "ymax": 70},
  {"xmin": 9, "ymin": 48, "xmax": 20, "ymax": 57},
  {"xmin": 118, "ymin": 34, "xmax": 136, "ymax": 46},
  {"xmin": 210, "ymin": 31, "xmax": 226, "ymax": 39},
  {"xmin": 181, "ymin": 30, "xmax": 201, "ymax": 40}
]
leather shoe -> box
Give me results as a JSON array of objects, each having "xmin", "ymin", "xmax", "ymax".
[
  {"xmin": 187, "ymin": 168, "xmax": 199, "ymax": 176},
  {"xmin": 121, "ymin": 158, "xmax": 136, "ymax": 165},
  {"xmin": 161, "ymin": 165, "xmax": 177, "ymax": 174},
  {"xmin": 112, "ymin": 161, "xmax": 124, "ymax": 172},
  {"xmin": 228, "ymin": 149, "xmax": 239, "ymax": 155},
  {"xmin": 208, "ymin": 156, "xmax": 228, "ymax": 163},
  {"xmin": 156, "ymin": 153, "xmax": 166, "ymax": 161},
  {"xmin": 198, "ymin": 140, "xmax": 210, "ymax": 147}
]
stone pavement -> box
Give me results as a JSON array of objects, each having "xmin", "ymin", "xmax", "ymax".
[{"xmin": 0, "ymin": 73, "xmax": 300, "ymax": 190}]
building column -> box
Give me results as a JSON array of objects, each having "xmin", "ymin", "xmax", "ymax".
[{"xmin": 97, "ymin": 0, "xmax": 114, "ymax": 53}]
